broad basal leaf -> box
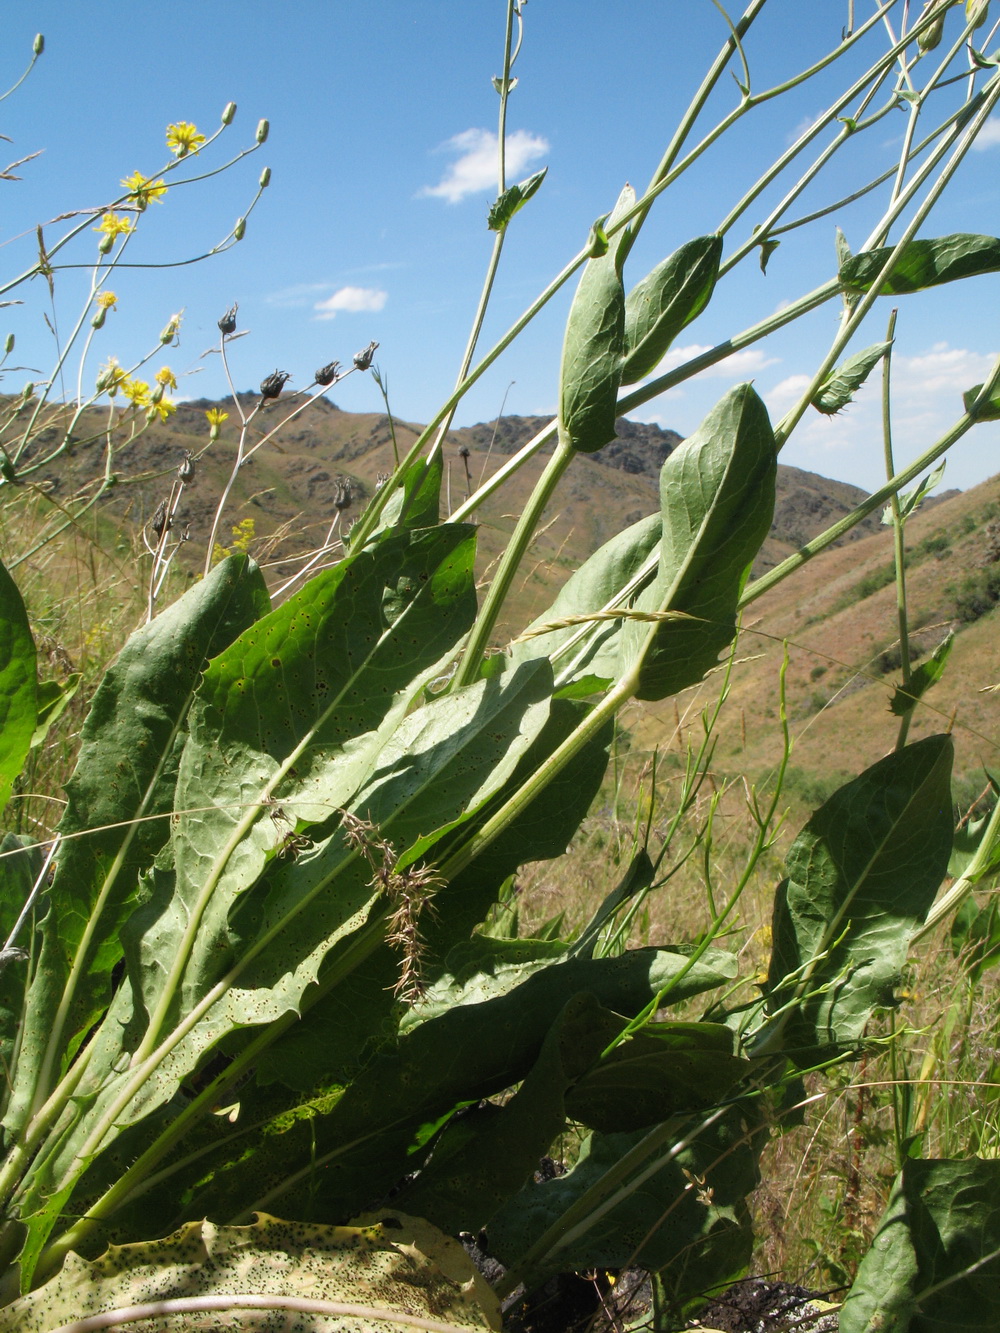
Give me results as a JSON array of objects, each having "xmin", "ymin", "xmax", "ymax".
[
  {"xmin": 3, "ymin": 555, "xmax": 269, "ymax": 1141},
  {"xmin": 488, "ymin": 1105, "xmax": 762, "ymax": 1304},
  {"xmin": 0, "ymin": 555, "xmax": 36, "ymax": 820}
]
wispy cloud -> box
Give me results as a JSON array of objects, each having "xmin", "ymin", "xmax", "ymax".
[
  {"xmin": 420, "ymin": 128, "xmax": 548, "ymax": 204},
  {"xmin": 971, "ymin": 115, "xmax": 1000, "ymax": 150},
  {"xmin": 265, "ymin": 283, "xmax": 331, "ymax": 309},
  {"xmin": 653, "ymin": 343, "xmax": 780, "ymax": 378},
  {"xmin": 313, "ymin": 286, "xmax": 387, "ymax": 321}
]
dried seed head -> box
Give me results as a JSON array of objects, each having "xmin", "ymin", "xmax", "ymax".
[
  {"xmin": 218, "ymin": 303, "xmax": 238, "ymax": 336},
  {"xmin": 178, "ymin": 451, "xmax": 196, "ymax": 484},
  {"xmin": 334, "ymin": 478, "xmax": 353, "ymax": 511},
  {"xmin": 314, "ymin": 360, "xmax": 341, "ymax": 387},
  {"xmin": 458, "ymin": 445, "xmax": 470, "ymax": 460},
  {"xmin": 150, "ymin": 499, "xmax": 171, "ymax": 539},
  {"xmin": 353, "ymin": 340, "xmax": 379, "ymax": 371},
  {"xmin": 259, "ymin": 369, "xmax": 291, "ymax": 401}
]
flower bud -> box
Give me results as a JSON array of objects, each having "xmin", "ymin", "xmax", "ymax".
[
  {"xmin": 160, "ymin": 312, "xmax": 182, "ymax": 345},
  {"xmin": 256, "ymin": 118, "xmax": 269, "ymax": 144},
  {"xmin": 33, "ymin": 33, "xmax": 44, "ymax": 55},
  {"xmin": 4, "ymin": 334, "xmax": 13, "ymax": 355},
  {"xmin": 91, "ymin": 307, "xmax": 107, "ymax": 330},
  {"xmin": 259, "ymin": 166, "xmax": 271, "ymax": 189},
  {"xmin": 98, "ymin": 232, "xmax": 115, "ymax": 255},
  {"xmin": 314, "ymin": 360, "xmax": 340, "ymax": 387},
  {"xmin": 221, "ymin": 101, "xmax": 237, "ymax": 125},
  {"xmin": 259, "ymin": 369, "xmax": 291, "ymax": 401},
  {"xmin": 218, "ymin": 303, "xmax": 238, "ymax": 335},
  {"xmin": 234, "ymin": 216, "xmax": 246, "ymax": 241},
  {"xmin": 22, "ymin": 382, "xmax": 34, "ymax": 400},
  {"xmin": 353, "ymin": 340, "xmax": 379, "ymax": 371}
]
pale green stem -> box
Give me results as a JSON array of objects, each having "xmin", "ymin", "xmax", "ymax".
[
  {"xmin": 913, "ymin": 796, "xmax": 1000, "ymax": 944},
  {"xmin": 743, "ymin": 349, "xmax": 1000, "ymax": 607},
  {"xmin": 773, "ymin": 69, "xmax": 1000, "ymax": 452},
  {"xmin": 879, "ymin": 309, "xmax": 915, "ymax": 751},
  {"xmin": 451, "ymin": 438, "xmax": 576, "ymax": 689},
  {"xmin": 427, "ymin": 0, "xmax": 519, "ymax": 464}
]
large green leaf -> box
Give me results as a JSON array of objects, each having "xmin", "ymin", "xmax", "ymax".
[
  {"xmin": 131, "ymin": 946, "xmax": 736, "ymax": 1233},
  {"xmin": 392, "ymin": 992, "xmax": 620, "ymax": 1235},
  {"xmin": 0, "ymin": 556, "xmax": 36, "ymax": 820},
  {"xmin": 622, "ymin": 235, "xmax": 723, "ymax": 385},
  {"xmin": 622, "ymin": 384, "xmax": 776, "ymax": 701},
  {"xmin": 558, "ymin": 186, "xmax": 631, "ymax": 454},
  {"xmin": 763, "ymin": 734, "xmax": 954, "ymax": 1062},
  {"xmin": 488, "ymin": 1105, "xmax": 762, "ymax": 1305},
  {"xmin": 510, "ymin": 513, "xmax": 661, "ymax": 692},
  {"xmin": 565, "ymin": 1019, "xmax": 749, "ymax": 1133},
  {"xmin": 0, "ymin": 833, "xmax": 41, "ymax": 1109},
  {"xmin": 840, "ymin": 233, "xmax": 1000, "ymax": 295},
  {"xmin": 841, "ymin": 1158, "xmax": 1000, "ymax": 1333},
  {"xmin": 3, "ymin": 555, "xmax": 269, "ymax": 1141}
]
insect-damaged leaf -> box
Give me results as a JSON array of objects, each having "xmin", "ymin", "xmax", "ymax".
[
  {"xmin": 0, "ymin": 1212, "xmax": 500, "ymax": 1333},
  {"xmin": 811, "ymin": 340, "xmax": 890, "ymax": 415},
  {"xmin": 558, "ymin": 185, "xmax": 632, "ymax": 453},
  {"xmin": 621, "ymin": 235, "xmax": 723, "ymax": 385},
  {"xmin": 622, "ymin": 384, "xmax": 776, "ymax": 701},
  {"xmin": 839, "ymin": 232, "xmax": 1000, "ymax": 295}
]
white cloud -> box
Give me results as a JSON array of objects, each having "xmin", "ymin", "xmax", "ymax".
[
  {"xmin": 892, "ymin": 342, "xmax": 998, "ymax": 394},
  {"xmin": 652, "ymin": 343, "xmax": 780, "ymax": 378},
  {"xmin": 420, "ymin": 128, "xmax": 548, "ymax": 204},
  {"xmin": 971, "ymin": 115, "xmax": 1000, "ymax": 150},
  {"xmin": 313, "ymin": 286, "xmax": 387, "ymax": 321},
  {"xmin": 266, "ymin": 283, "xmax": 330, "ymax": 309}
]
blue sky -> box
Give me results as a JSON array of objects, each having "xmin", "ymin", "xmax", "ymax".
[{"xmin": 3, "ymin": 1, "xmax": 1000, "ymax": 493}]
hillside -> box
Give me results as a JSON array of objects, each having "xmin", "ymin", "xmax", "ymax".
[{"xmin": 13, "ymin": 391, "xmax": 994, "ymax": 798}]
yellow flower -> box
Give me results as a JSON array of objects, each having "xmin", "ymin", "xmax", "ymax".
[
  {"xmin": 95, "ymin": 291, "xmax": 117, "ymax": 311},
  {"xmin": 121, "ymin": 378, "xmax": 151, "ymax": 407},
  {"xmin": 120, "ymin": 170, "xmax": 167, "ymax": 210},
  {"xmin": 149, "ymin": 398, "xmax": 176, "ymax": 422},
  {"xmin": 165, "ymin": 121, "xmax": 206, "ymax": 157},
  {"xmin": 155, "ymin": 366, "xmax": 178, "ymax": 391},
  {"xmin": 94, "ymin": 212, "xmax": 134, "ymax": 238},
  {"xmin": 205, "ymin": 408, "xmax": 229, "ymax": 428}
]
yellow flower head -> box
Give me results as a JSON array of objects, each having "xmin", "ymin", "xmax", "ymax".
[
  {"xmin": 149, "ymin": 398, "xmax": 177, "ymax": 422},
  {"xmin": 95, "ymin": 291, "xmax": 117, "ymax": 311},
  {"xmin": 94, "ymin": 213, "xmax": 134, "ymax": 238},
  {"xmin": 155, "ymin": 366, "xmax": 178, "ymax": 391},
  {"xmin": 165, "ymin": 121, "xmax": 206, "ymax": 157},
  {"xmin": 121, "ymin": 378, "xmax": 151, "ymax": 407},
  {"xmin": 120, "ymin": 171, "xmax": 167, "ymax": 211},
  {"xmin": 205, "ymin": 407, "xmax": 229, "ymax": 428}
]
